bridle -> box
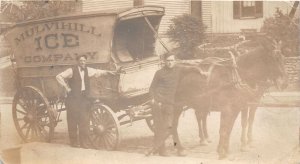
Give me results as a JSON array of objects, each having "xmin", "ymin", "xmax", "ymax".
[{"xmin": 227, "ymin": 39, "xmax": 286, "ymax": 98}]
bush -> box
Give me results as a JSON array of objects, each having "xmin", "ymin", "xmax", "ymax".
[
  {"xmin": 261, "ymin": 8, "xmax": 299, "ymax": 56},
  {"xmin": 166, "ymin": 14, "xmax": 206, "ymax": 59},
  {"xmin": 1, "ymin": 0, "xmax": 78, "ymax": 22}
]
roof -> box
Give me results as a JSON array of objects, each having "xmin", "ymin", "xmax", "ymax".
[{"xmin": 13, "ymin": 5, "xmax": 165, "ymax": 27}]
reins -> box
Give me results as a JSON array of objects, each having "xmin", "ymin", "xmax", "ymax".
[{"xmin": 228, "ymin": 51, "xmax": 261, "ymax": 97}]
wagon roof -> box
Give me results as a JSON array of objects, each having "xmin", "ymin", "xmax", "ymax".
[
  {"xmin": 5, "ymin": 5, "xmax": 165, "ymax": 69},
  {"xmin": 12, "ymin": 5, "xmax": 165, "ymax": 27}
]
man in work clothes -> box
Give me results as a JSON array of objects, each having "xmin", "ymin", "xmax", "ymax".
[
  {"xmin": 149, "ymin": 54, "xmax": 205, "ymax": 156},
  {"xmin": 56, "ymin": 55, "xmax": 115, "ymax": 148}
]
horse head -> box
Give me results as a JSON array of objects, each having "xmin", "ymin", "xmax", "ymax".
[
  {"xmin": 266, "ymin": 39, "xmax": 288, "ymax": 91},
  {"xmin": 237, "ymin": 37, "xmax": 288, "ymax": 91}
]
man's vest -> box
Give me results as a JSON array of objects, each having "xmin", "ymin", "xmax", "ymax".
[{"xmin": 68, "ymin": 66, "xmax": 90, "ymax": 97}]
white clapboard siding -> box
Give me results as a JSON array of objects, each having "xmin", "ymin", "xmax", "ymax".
[
  {"xmin": 210, "ymin": 1, "xmax": 292, "ymax": 33},
  {"xmin": 82, "ymin": 0, "xmax": 133, "ymax": 12},
  {"xmin": 145, "ymin": 0, "xmax": 190, "ymax": 35},
  {"xmin": 202, "ymin": 1, "xmax": 212, "ymax": 33}
]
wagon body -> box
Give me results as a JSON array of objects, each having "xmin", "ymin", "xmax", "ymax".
[
  {"xmin": 6, "ymin": 6, "xmax": 164, "ymax": 103},
  {"xmin": 5, "ymin": 6, "xmax": 164, "ymax": 148}
]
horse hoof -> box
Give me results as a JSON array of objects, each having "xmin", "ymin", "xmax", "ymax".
[
  {"xmin": 200, "ymin": 140, "xmax": 209, "ymax": 146},
  {"xmin": 240, "ymin": 145, "xmax": 249, "ymax": 152},
  {"xmin": 218, "ymin": 154, "xmax": 227, "ymax": 160},
  {"xmin": 206, "ymin": 138, "xmax": 212, "ymax": 143},
  {"xmin": 247, "ymin": 141, "xmax": 255, "ymax": 148}
]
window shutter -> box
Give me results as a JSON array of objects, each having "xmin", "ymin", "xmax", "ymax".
[
  {"xmin": 255, "ymin": 1, "xmax": 263, "ymax": 18},
  {"xmin": 134, "ymin": 0, "xmax": 144, "ymax": 6},
  {"xmin": 233, "ymin": 1, "xmax": 241, "ymax": 19}
]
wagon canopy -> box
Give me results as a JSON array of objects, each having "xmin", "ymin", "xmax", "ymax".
[
  {"xmin": 5, "ymin": 6, "xmax": 164, "ymax": 68},
  {"xmin": 113, "ymin": 6, "xmax": 164, "ymax": 63}
]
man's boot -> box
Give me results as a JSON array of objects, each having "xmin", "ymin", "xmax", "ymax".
[
  {"xmin": 70, "ymin": 140, "xmax": 80, "ymax": 148},
  {"xmin": 177, "ymin": 148, "xmax": 187, "ymax": 157},
  {"xmin": 158, "ymin": 149, "xmax": 170, "ymax": 157}
]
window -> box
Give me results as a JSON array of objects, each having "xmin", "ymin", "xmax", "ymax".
[
  {"xmin": 233, "ymin": 1, "xmax": 263, "ymax": 19},
  {"xmin": 133, "ymin": 0, "xmax": 144, "ymax": 6},
  {"xmin": 191, "ymin": 1, "xmax": 202, "ymax": 20}
]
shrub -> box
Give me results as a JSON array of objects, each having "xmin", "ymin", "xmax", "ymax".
[
  {"xmin": 1, "ymin": 0, "xmax": 78, "ymax": 22},
  {"xmin": 261, "ymin": 8, "xmax": 299, "ymax": 56},
  {"xmin": 166, "ymin": 14, "xmax": 206, "ymax": 59}
]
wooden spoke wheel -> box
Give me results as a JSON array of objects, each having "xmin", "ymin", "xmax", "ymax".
[
  {"xmin": 89, "ymin": 104, "xmax": 120, "ymax": 150},
  {"xmin": 12, "ymin": 86, "xmax": 55, "ymax": 142}
]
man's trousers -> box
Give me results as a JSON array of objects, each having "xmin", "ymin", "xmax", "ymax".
[
  {"xmin": 65, "ymin": 94, "xmax": 91, "ymax": 148},
  {"xmin": 152, "ymin": 103, "xmax": 174, "ymax": 152}
]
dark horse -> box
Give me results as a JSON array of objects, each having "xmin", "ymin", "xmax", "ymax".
[{"xmin": 172, "ymin": 39, "xmax": 288, "ymax": 159}]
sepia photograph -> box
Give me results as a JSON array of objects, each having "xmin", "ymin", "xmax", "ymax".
[{"xmin": 0, "ymin": 0, "xmax": 299, "ymax": 163}]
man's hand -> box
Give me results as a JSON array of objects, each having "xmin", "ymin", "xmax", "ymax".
[
  {"xmin": 151, "ymin": 99, "xmax": 162, "ymax": 107},
  {"xmin": 107, "ymin": 71, "xmax": 117, "ymax": 75},
  {"xmin": 151, "ymin": 98, "xmax": 155, "ymax": 104},
  {"xmin": 200, "ymin": 70, "xmax": 209, "ymax": 77},
  {"xmin": 66, "ymin": 87, "xmax": 71, "ymax": 93},
  {"xmin": 116, "ymin": 69, "xmax": 126, "ymax": 74},
  {"xmin": 192, "ymin": 66, "xmax": 208, "ymax": 77}
]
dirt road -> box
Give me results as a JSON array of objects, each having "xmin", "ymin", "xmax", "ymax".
[{"xmin": 0, "ymin": 102, "xmax": 299, "ymax": 163}]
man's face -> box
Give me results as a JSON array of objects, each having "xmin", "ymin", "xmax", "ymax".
[
  {"xmin": 78, "ymin": 56, "xmax": 87, "ymax": 68},
  {"xmin": 165, "ymin": 55, "xmax": 176, "ymax": 68}
]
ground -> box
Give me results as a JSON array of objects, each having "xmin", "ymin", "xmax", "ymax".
[{"xmin": 0, "ymin": 99, "xmax": 299, "ymax": 164}]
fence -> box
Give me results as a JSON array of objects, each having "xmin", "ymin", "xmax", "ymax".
[{"xmin": 285, "ymin": 56, "xmax": 300, "ymax": 84}]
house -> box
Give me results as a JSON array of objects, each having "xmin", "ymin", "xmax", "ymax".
[
  {"xmin": 79, "ymin": 0, "xmax": 297, "ymax": 53},
  {"xmin": 80, "ymin": 0, "xmax": 297, "ymax": 34}
]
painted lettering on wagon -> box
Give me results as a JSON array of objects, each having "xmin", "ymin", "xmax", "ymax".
[
  {"xmin": 34, "ymin": 33, "xmax": 79, "ymax": 50},
  {"xmin": 23, "ymin": 51, "xmax": 97, "ymax": 63},
  {"xmin": 14, "ymin": 21, "xmax": 102, "ymax": 46}
]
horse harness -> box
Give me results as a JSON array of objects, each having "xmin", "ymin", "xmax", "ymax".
[{"xmin": 180, "ymin": 52, "xmax": 272, "ymax": 110}]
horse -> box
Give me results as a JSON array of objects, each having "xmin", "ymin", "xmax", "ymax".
[{"xmin": 172, "ymin": 38, "xmax": 288, "ymax": 159}]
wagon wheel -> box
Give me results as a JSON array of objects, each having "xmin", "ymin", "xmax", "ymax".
[
  {"xmin": 89, "ymin": 103, "xmax": 120, "ymax": 150},
  {"xmin": 12, "ymin": 86, "xmax": 55, "ymax": 142},
  {"xmin": 145, "ymin": 116, "xmax": 154, "ymax": 133},
  {"xmin": 145, "ymin": 103, "xmax": 154, "ymax": 133}
]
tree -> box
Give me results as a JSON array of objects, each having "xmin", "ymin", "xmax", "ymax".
[
  {"xmin": 261, "ymin": 8, "xmax": 299, "ymax": 56},
  {"xmin": 1, "ymin": 0, "xmax": 79, "ymax": 22},
  {"xmin": 166, "ymin": 14, "xmax": 206, "ymax": 59}
]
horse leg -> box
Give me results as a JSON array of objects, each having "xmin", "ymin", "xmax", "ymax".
[
  {"xmin": 203, "ymin": 111, "xmax": 211, "ymax": 143},
  {"xmin": 218, "ymin": 107, "xmax": 240, "ymax": 159},
  {"xmin": 195, "ymin": 110, "xmax": 208, "ymax": 146},
  {"xmin": 247, "ymin": 106, "xmax": 257, "ymax": 147},
  {"xmin": 241, "ymin": 107, "xmax": 249, "ymax": 152},
  {"xmin": 172, "ymin": 107, "xmax": 186, "ymax": 155},
  {"xmin": 223, "ymin": 109, "xmax": 240, "ymax": 157},
  {"xmin": 218, "ymin": 110, "xmax": 228, "ymax": 159}
]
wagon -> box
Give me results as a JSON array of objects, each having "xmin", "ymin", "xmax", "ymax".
[{"xmin": 5, "ymin": 6, "xmax": 164, "ymax": 150}]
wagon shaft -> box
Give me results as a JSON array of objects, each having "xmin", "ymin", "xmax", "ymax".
[{"xmin": 126, "ymin": 104, "xmax": 152, "ymax": 119}]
